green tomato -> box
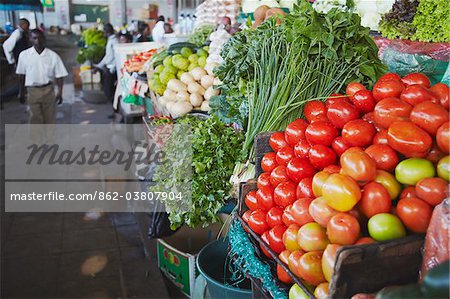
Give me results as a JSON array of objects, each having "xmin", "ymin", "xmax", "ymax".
[
  {"xmin": 155, "ymin": 65, "xmax": 165, "ymax": 73},
  {"xmin": 198, "ymin": 56, "xmax": 207, "ymax": 68},
  {"xmin": 395, "ymin": 158, "xmax": 435, "ymax": 186},
  {"xmin": 289, "ymin": 284, "xmax": 309, "ymax": 299},
  {"xmin": 177, "ymin": 70, "xmax": 185, "ymax": 79},
  {"xmin": 188, "ymin": 54, "xmax": 199, "ymax": 63},
  {"xmin": 188, "ymin": 63, "xmax": 198, "ymax": 72},
  {"xmin": 163, "ymin": 56, "xmax": 173, "ymax": 67},
  {"xmin": 368, "ymin": 213, "xmax": 406, "ymax": 241},
  {"xmin": 180, "ymin": 47, "xmax": 193, "ymax": 58},
  {"xmin": 172, "ymin": 54, "xmax": 189, "ymax": 71},
  {"xmin": 197, "ymin": 49, "xmax": 208, "ymax": 57},
  {"xmin": 437, "ymin": 155, "xmax": 450, "ymax": 181}
]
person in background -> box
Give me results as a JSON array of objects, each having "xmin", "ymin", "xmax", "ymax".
[
  {"xmin": 2, "ymin": 18, "xmax": 30, "ymax": 66},
  {"xmin": 118, "ymin": 31, "xmax": 132, "ymax": 44},
  {"xmin": 16, "ymin": 29, "xmax": 68, "ymax": 124},
  {"xmin": 152, "ymin": 16, "xmax": 165, "ymax": 44},
  {"xmin": 135, "ymin": 22, "xmax": 150, "ymax": 43},
  {"xmin": 93, "ymin": 23, "xmax": 118, "ymax": 118},
  {"xmin": 39, "ymin": 23, "xmax": 45, "ymax": 33},
  {"xmin": 164, "ymin": 23, "xmax": 174, "ymax": 34}
]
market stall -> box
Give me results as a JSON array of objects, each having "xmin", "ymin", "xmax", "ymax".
[{"xmin": 125, "ymin": 0, "xmax": 450, "ymax": 298}]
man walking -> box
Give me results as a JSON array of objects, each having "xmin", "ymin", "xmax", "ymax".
[
  {"xmin": 16, "ymin": 29, "xmax": 68, "ymax": 124},
  {"xmin": 2, "ymin": 18, "xmax": 30, "ymax": 66}
]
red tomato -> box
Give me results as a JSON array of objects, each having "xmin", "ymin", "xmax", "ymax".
[
  {"xmin": 400, "ymin": 186, "xmax": 417, "ymax": 199},
  {"xmin": 309, "ymin": 145, "xmax": 337, "ymax": 170},
  {"xmin": 340, "ymin": 148, "xmax": 377, "ymax": 183},
  {"xmin": 309, "ymin": 196, "xmax": 339, "ymax": 227},
  {"xmin": 402, "ymin": 73, "xmax": 431, "ymax": 88},
  {"xmin": 270, "ymin": 165, "xmax": 290, "ymax": 187},
  {"xmin": 352, "ymin": 89, "xmax": 376, "ymax": 113},
  {"xmin": 298, "ymin": 251, "xmax": 326, "ymax": 286},
  {"xmin": 312, "ymin": 171, "xmax": 332, "ymax": 197},
  {"xmin": 365, "ymin": 144, "xmax": 399, "ymax": 172},
  {"xmin": 282, "ymin": 204, "xmax": 296, "ymax": 227},
  {"xmin": 260, "ymin": 231, "xmax": 272, "ymax": 258},
  {"xmin": 294, "ymin": 139, "xmax": 311, "ymax": 158},
  {"xmin": 430, "ymin": 83, "xmax": 449, "ymax": 109},
  {"xmin": 359, "ymin": 182, "xmax": 392, "ymax": 218},
  {"xmin": 285, "ymin": 119, "xmax": 309, "ymax": 146},
  {"xmin": 288, "ymin": 250, "xmax": 305, "ymax": 277},
  {"xmin": 277, "ymin": 250, "xmax": 294, "ymax": 283},
  {"xmin": 322, "ymin": 244, "xmax": 341, "ymax": 282},
  {"xmin": 374, "ymin": 97, "xmax": 413, "ymax": 129},
  {"xmin": 387, "ymin": 121, "xmax": 432, "ymax": 158},
  {"xmin": 274, "ymin": 181, "xmax": 297, "ymax": 208},
  {"xmin": 326, "ymin": 213, "xmax": 360, "ymax": 245},
  {"xmin": 436, "ymin": 122, "xmax": 450, "ymax": 153},
  {"xmin": 331, "ymin": 136, "xmax": 351, "ymax": 156},
  {"xmin": 305, "ymin": 121, "xmax": 339, "ymax": 147},
  {"xmin": 415, "ymin": 177, "xmax": 449, "ymax": 206},
  {"xmin": 322, "ymin": 174, "xmax": 362, "ymax": 212},
  {"xmin": 372, "ymin": 79, "xmax": 405, "ymax": 102},
  {"xmin": 323, "ymin": 165, "xmax": 341, "ymax": 174},
  {"xmin": 266, "ymin": 206, "xmax": 284, "ymax": 227},
  {"xmin": 325, "ymin": 93, "xmax": 351, "ymax": 108},
  {"xmin": 257, "ymin": 172, "xmax": 271, "ymax": 189},
  {"xmin": 410, "ymin": 101, "xmax": 449, "ymax": 135},
  {"xmin": 276, "ymin": 146, "xmax": 295, "ymax": 166},
  {"xmin": 256, "ymin": 187, "xmax": 275, "ymax": 211},
  {"xmin": 327, "ymin": 101, "xmax": 360, "ymax": 129},
  {"xmin": 342, "ymin": 119, "xmax": 376, "ymax": 147},
  {"xmin": 397, "ymin": 197, "xmax": 433, "ymax": 233},
  {"xmin": 268, "ymin": 225, "xmax": 287, "ymax": 254},
  {"xmin": 426, "ymin": 143, "xmax": 446, "ymax": 164},
  {"xmin": 261, "ymin": 152, "xmax": 278, "ymax": 173},
  {"xmin": 400, "ymin": 84, "xmax": 438, "ymax": 106},
  {"xmin": 355, "ymin": 237, "xmax": 375, "ymax": 245},
  {"xmin": 269, "ymin": 132, "xmax": 288, "ymax": 152},
  {"xmin": 297, "ymin": 177, "xmax": 314, "ymax": 199},
  {"xmin": 291, "ymin": 197, "xmax": 314, "ymax": 226},
  {"xmin": 248, "ymin": 210, "xmax": 270, "ymax": 235},
  {"xmin": 286, "ymin": 157, "xmax": 317, "ymax": 183},
  {"xmin": 373, "ymin": 130, "xmax": 389, "ymax": 145},
  {"xmin": 283, "ymin": 224, "xmax": 301, "ymax": 251},
  {"xmin": 242, "ymin": 210, "xmax": 251, "ymax": 224},
  {"xmin": 304, "ymin": 100, "xmax": 328, "ymax": 123},
  {"xmin": 245, "ymin": 190, "xmax": 259, "ymax": 211},
  {"xmin": 378, "ymin": 73, "xmax": 402, "ymax": 82},
  {"xmin": 297, "ymin": 223, "xmax": 329, "ymax": 252},
  {"xmin": 346, "ymin": 82, "xmax": 366, "ymax": 99}
]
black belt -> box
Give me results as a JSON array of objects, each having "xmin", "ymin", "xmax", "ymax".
[{"xmin": 28, "ymin": 82, "xmax": 51, "ymax": 88}]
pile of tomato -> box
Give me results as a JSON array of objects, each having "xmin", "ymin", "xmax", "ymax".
[
  {"xmin": 242, "ymin": 72, "xmax": 449, "ymax": 298},
  {"xmin": 124, "ymin": 48, "xmax": 157, "ymax": 73}
]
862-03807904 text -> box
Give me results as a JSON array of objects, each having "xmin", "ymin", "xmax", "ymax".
[{"xmin": 9, "ymin": 191, "xmax": 184, "ymax": 201}]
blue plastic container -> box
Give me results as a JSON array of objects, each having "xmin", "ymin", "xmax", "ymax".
[{"xmin": 196, "ymin": 239, "xmax": 252, "ymax": 299}]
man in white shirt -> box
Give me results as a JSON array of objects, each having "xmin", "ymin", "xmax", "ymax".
[
  {"xmin": 152, "ymin": 16, "xmax": 165, "ymax": 44},
  {"xmin": 16, "ymin": 29, "xmax": 68, "ymax": 124},
  {"xmin": 2, "ymin": 18, "xmax": 30, "ymax": 65},
  {"xmin": 93, "ymin": 23, "xmax": 118, "ymax": 118}
]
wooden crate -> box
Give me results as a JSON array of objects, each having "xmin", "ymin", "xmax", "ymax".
[{"xmin": 237, "ymin": 132, "xmax": 425, "ymax": 298}]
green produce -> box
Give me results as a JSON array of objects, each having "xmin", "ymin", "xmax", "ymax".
[
  {"xmin": 163, "ymin": 56, "xmax": 173, "ymax": 67},
  {"xmin": 197, "ymin": 49, "xmax": 208, "ymax": 58},
  {"xmin": 379, "ymin": 0, "xmax": 419, "ymax": 40},
  {"xmin": 176, "ymin": 70, "xmax": 185, "ymax": 79},
  {"xmin": 188, "ymin": 25, "xmax": 214, "ymax": 46},
  {"xmin": 164, "ymin": 65, "xmax": 178, "ymax": 75},
  {"xmin": 180, "ymin": 47, "xmax": 193, "ymax": 58},
  {"xmin": 155, "ymin": 65, "xmax": 165, "ymax": 73},
  {"xmin": 368, "ymin": 213, "xmax": 406, "ymax": 241},
  {"xmin": 159, "ymin": 71, "xmax": 176, "ymax": 85},
  {"xmin": 198, "ymin": 56, "xmax": 207, "ymax": 68},
  {"xmin": 76, "ymin": 28, "xmax": 107, "ymax": 64},
  {"xmin": 172, "ymin": 54, "xmax": 189, "ymax": 70},
  {"xmin": 289, "ymin": 284, "xmax": 310, "ymax": 299},
  {"xmin": 150, "ymin": 116, "xmax": 244, "ymax": 229},
  {"xmin": 395, "ymin": 158, "xmax": 435, "ymax": 185},
  {"xmin": 188, "ymin": 63, "xmax": 199, "ymax": 72},
  {"xmin": 412, "ymin": 0, "xmax": 450, "ymax": 42},
  {"xmin": 437, "ymin": 155, "xmax": 450, "ymax": 181},
  {"xmin": 188, "ymin": 54, "xmax": 199, "ymax": 63}
]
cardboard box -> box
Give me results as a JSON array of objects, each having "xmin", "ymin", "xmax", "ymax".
[{"xmin": 157, "ymin": 224, "xmax": 221, "ymax": 297}]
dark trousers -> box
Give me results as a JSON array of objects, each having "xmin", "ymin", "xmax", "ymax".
[{"xmin": 101, "ymin": 69, "xmax": 117, "ymax": 104}]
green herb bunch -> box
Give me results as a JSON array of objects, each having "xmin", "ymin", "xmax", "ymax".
[
  {"xmin": 188, "ymin": 25, "xmax": 215, "ymax": 46},
  {"xmin": 76, "ymin": 28, "xmax": 107, "ymax": 64}
]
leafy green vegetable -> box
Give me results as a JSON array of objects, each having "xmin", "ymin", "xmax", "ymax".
[
  {"xmin": 412, "ymin": 0, "xmax": 450, "ymax": 42},
  {"xmin": 150, "ymin": 116, "xmax": 244, "ymax": 229},
  {"xmin": 76, "ymin": 28, "xmax": 107, "ymax": 64},
  {"xmin": 188, "ymin": 25, "xmax": 215, "ymax": 46}
]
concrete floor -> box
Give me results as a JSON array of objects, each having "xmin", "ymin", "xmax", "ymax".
[{"xmin": 1, "ymin": 35, "xmax": 177, "ymax": 299}]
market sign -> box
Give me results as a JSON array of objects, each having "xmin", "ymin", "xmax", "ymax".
[
  {"xmin": 0, "ymin": 0, "xmax": 43, "ymax": 11},
  {"xmin": 41, "ymin": 0, "xmax": 54, "ymax": 8}
]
